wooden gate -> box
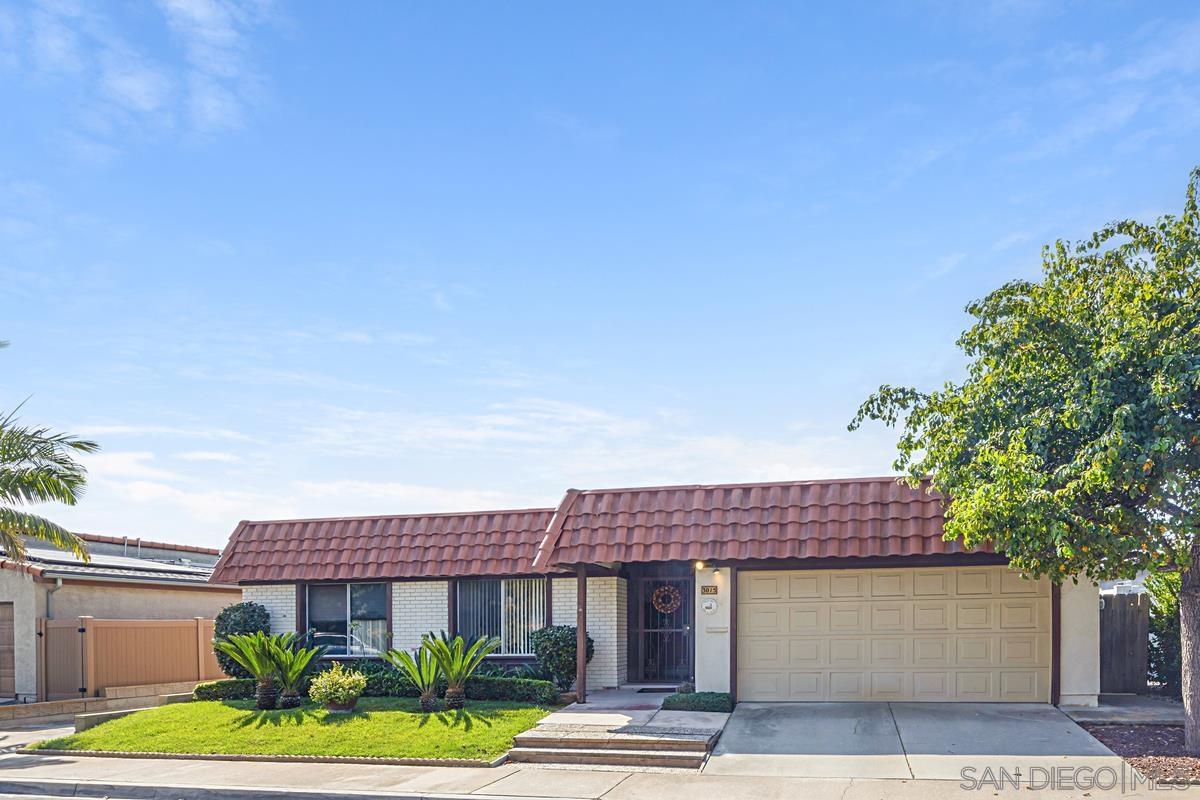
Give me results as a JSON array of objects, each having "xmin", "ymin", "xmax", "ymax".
[
  {"xmin": 1100, "ymin": 593, "xmax": 1150, "ymax": 694},
  {"xmin": 0, "ymin": 603, "xmax": 14, "ymax": 698}
]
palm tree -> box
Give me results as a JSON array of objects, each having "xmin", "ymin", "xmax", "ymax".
[
  {"xmin": 215, "ymin": 631, "xmax": 280, "ymax": 709},
  {"xmin": 384, "ymin": 645, "xmax": 442, "ymax": 712},
  {"xmin": 269, "ymin": 634, "xmax": 326, "ymax": 709},
  {"xmin": 0, "ymin": 341, "xmax": 97, "ymax": 562},
  {"xmin": 423, "ymin": 634, "xmax": 499, "ymax": 710}
]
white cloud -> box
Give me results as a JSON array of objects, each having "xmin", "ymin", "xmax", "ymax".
[
  {"xmin": 293, "ymin": 481, "xmax": 541, "ymax": 514},
  {"xmin": 77, "ymin": 423, "xmax": 258, "ymax": 441},
  {"xmin": 176, "ymin": 450, "xmax": 240, "ymax": 462},
  {"xmin": 155, "ymin": 0, "xmax": 269, "ymax": 130},
  {"xmin": 85, "ymin": 451, "xmax": 179, "ymax": 481}
]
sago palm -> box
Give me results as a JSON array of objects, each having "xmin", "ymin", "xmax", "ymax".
[
  {"xmin": 0, "ymin": 357, "xmax": 98, "ymax": 563},
  {"xmin": 384, "ymin": 645, "xmax": 443, "ymax": 712},
  {"xmin": 269, "ymin": 633, "xmax": 327, "ymax": 708},
  {"xmin": 214, "ymin": 631, "xmax": 280, "ymax": 710},
  {"xmin": 423, "ymin": 633, "xmax": 499, "ymax": 710}
]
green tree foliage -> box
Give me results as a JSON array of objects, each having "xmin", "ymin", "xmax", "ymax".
[
  {"xmin": 852, "ymin": 168, "xmax": 1200, "ymax": 747},
  {"xmin": 0, "ymin": 343, "xmax": 97, "ymax": 563},
  {"xmin": 213, "ymin": 602, "xmax": 271, "ymax": 678},
  {"xmin": 1147, "ymin": 572, "xmax": 1182, "ymax": 697}
]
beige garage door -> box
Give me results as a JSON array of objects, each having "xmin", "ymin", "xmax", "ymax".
[{"xmin": 737, "ymin": 565, "xmax": 1051, "ymax": 702}]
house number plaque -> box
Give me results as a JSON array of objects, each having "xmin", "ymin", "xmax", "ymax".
[{"xmin": 700, "ymin": 585, "xmax": 718, "ymax": 595}]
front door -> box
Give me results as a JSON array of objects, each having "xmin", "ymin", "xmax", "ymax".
[{"xmin": 628, "ymin": 571, "xmax": 694, "ymax": 683}]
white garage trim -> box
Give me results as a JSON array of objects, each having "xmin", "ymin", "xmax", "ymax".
[{"xmin": 736, "ymin": 565, "xmax": 1051, "ymax": 702}]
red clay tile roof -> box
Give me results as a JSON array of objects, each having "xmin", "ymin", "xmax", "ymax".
[
  {"xmin": 532, "ymin": 476, "xmax": 978, "ymax": 568},
  {"xmin": 208, "ymin": 508, "xmax": 556, "ymax": 584}
]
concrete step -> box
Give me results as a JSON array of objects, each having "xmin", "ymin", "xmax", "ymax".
[
  {"xmin": 513, "ymin": 729, "xmax": 713, "ymax": 752},
  {"xmin": 507, "ymin": 746, "xmax": 706, "ymax": 769}
]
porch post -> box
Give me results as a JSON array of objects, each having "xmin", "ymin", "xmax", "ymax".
[{"xmin": 576, "ymin": 563, "xmax": 587, "ymax": 703}]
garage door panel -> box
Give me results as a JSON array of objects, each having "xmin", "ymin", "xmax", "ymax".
[
  {"xmin": 870, "ymin": 603, "xmax": 906, "ymax": 631},
  {"xmin": 870, "ymin": 571, "xmax": 907, "ymax": 598},
  {"xmin": 956, "ymin": 569, "xmax": 994, "ymax": 595},
  {"xmin": 870, "ymin": 637, "xmax": 905, "ymax": 665},
  {"xmin": 828, "ymin": 604, "xmax": 865, "ymax": 632},
  {"xmin": 829, "ymin": 573, "xmax": 866, "ymax": 598},
  {"xmin": 789, "ymin": 639, "xmax": 822, "ymax": 666},
  {"xmin": 788, "ymin": 573, "xmax": 826, "ymax": 599},
  {"xmin": 737, "ymin": 566, "xmax": 1050, "ymax": 702},
  {"xmin": 913, "ymin": 601, "xmax": 952, "ymax": 630},
  {"xmin": 954, "ymin": 601, "xmax": 993, "ymax": 629},
  {"xmin": 788, "ymin": 605, "xmax": 825, "ymax": 633},
  {"xmin": 789, "ymin": 671, "xmax": 823, "ymax": 699},
  {"xmin": 999, "ymin": 599, "xmax": 1042, "ymax": 629},
  {"xmin": 913, "ymin": 636, "xmax": 951, "ymax": 665}
]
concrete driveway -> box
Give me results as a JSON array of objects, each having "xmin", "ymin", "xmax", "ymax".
[{"xmin": 705, "ymin": 702, "xmax": 1127, "ymax": 780}]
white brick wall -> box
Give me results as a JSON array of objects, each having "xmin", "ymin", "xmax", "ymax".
[
  {"xmin": 551, "ymin": 576, "xmax": 627, "ymax": 689},
  {"xmin": 242, "ymin": 585, "xmax": 297, "ymax": 635},
  {"xmin": 392, "ymin": 580, "xmax": 449, "ymax": 652}
]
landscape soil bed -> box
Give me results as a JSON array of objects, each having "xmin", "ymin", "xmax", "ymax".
[{"xmin": 1082, "ymin": 724, "xmax": 1200, "ymax": 784}]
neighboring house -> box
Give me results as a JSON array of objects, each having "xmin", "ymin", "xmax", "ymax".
[
  {"xmin": 210, "ymin": 476, "xmax": 1101, "ymax": 707},
  {"xmin": 0, "ymin": 533, "xmax": 240, "ymax": 703}
]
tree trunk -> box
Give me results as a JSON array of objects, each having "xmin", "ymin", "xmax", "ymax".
[{"xmin": 1180, "ymin": 557, "xmax": 1200, "ymax": 754}]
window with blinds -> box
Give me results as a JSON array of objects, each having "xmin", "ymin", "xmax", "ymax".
[{"xmin": 456, "ymin": 578, "xmax": 546, "ymax": 655}]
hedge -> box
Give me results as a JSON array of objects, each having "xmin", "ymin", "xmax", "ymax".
[
  {"xmin": 465, "ymin": 675, "xmax": 557, "ymax": 704},
  {"xmin": 193, "ymin": 662, "xmax": 556, "ymax": 705},
  {"xmin": 660, "ymin": 691, "xmax": 733, "ymax": 712},
  {"xmin": 193, "ymin": 678, "xmax": 255, "ymax": 701},
  {"xmin": 311, "ymin": 660, "xmax": 557, "ymax": 703}
]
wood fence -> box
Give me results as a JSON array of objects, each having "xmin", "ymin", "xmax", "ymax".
[
  {"xmin": 38, "ymin": 616, "xmax": 225, "ymax": 701},
  {"xmin": 1099, "ymin": 593, "xmax": 1150, "ymax": 694}
]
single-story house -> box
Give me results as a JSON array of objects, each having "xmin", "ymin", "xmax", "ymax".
[
  {"xmin": 209, "ymin": 476, "xmax": 1101, "ymax": 707},
  {"xmin": 1, "ymin": 533, "xmax": 241, "ymax": 703}
]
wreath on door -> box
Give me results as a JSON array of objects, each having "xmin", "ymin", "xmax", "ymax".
[{"xmin": 651, "ymin": 584, "xmax": 683, "ymax": 614}]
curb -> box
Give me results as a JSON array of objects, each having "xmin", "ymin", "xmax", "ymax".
[
  {"xmin": 0, "ymin": 778, "xmax": 518, "ymax": 800},
  {"xmin": 20, "ymin": 747, "xmax": 508, "ymax": 768}
]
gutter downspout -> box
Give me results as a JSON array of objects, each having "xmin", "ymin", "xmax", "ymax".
[{"xmin": 46, "ymin": 577, "xmax": 63, "ymax": 619}]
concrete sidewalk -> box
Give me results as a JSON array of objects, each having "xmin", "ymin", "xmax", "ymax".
[{"xmin": 0, "ymin": 751, "xmax": 1194, "ymax": 800}]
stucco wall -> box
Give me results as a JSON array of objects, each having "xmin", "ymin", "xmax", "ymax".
[
  {"xmin": 242, "ymin": 585, "xmax": 297, "ymax": 635},
  {"xmin": 392, "ymin": 580, "xmax": 449, "ymax": 651},
  {"xmin": 1060, "ymin": 577, "xmax": 1101, "ymax": 707},
  {"xmin": 693, "ymin": 567, "xmax": 731, "ymax": 693},
  {"xmin": 0, "ymin": 569, "xmax": 41, "ymax": 701},
  {"xmin": 50, "ymin": 584, "xmax": 239, "ymax": 622},
  {"xmin": 552, "ymin": 576, "xmax": 627, "ymax": 689}
]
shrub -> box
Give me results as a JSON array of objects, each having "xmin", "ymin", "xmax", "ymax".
[
  {"xmin": 676, "ymin": 681, "xmax": 695, "ymax": 694},
  {"xmin": 193, "ymin": 678, "xmax": 255, "ymax": 701},
  {"xmin": 529, "ymin": 626, "xmax": 594, "ymax": 690},
  {"xmin": 213, "ymin": 602, "xmax": 271, "ymax": 679},
  {"xmin": 308, "ymin": 662, "xmax": 368, "ymax": 707},
  {"xmin": 1147, "ymin": 571, "xmax": 1182, "ymax": 698},
  {"xmin": 661, "ymin": 691, "xmax": 733, "ymax": 712},
  {"xmin": 465, "ymin": 675, "xmax": 557, "ymax": 705}
]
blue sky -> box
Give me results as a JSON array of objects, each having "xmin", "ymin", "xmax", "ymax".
[{"xmin": 2, "ymin": 1, "xmax": 1198, "ymax": 548}]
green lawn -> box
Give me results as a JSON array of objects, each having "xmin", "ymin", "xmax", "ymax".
[{"xmin": 33, "ymin": 698, "xmax": 549, "ymax": 761}]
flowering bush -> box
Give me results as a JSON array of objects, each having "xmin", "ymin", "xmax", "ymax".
[{"xmin": 308, "ymin": 662, "xmax": 367, "ymax": 708}]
